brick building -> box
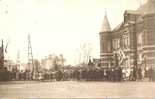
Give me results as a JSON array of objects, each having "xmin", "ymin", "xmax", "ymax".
[{"xmin": 99, "ymin": 0, "xmax": 155, "ymax": 70}]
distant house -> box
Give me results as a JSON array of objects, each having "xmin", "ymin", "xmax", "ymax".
[{"xmin": 41, "ymin": 54, "xmax": 65, "ymax": 70}]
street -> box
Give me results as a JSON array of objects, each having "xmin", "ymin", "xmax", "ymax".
[{"xmin": 0, "ymin": 81, "xmax": 155, "ymax": 98}]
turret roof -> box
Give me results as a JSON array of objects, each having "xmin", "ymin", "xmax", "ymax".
[{"xmin": 100, "ymin": 14, "xmax": 111, "ymax": 32}]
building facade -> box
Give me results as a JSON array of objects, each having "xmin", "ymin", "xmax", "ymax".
[
  {"xmin": 41, "ymin": 54, "xmax": 65, "ymax": 70},
  {"xmin": 100, "ymin": 0, "xmax": 155, "ymax": 70}
]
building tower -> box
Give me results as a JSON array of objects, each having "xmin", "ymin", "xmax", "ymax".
[
  {"xmin": 27, "ymin": 34, "xmax": 35, "ymax": 76},
  {"xmin": 138, "ymin": 0, "xmax": 155, "ymax": 14},
  {"xmin": 0, "ymin": 40, "xmax": 4, "ymax": 68},
  {"xmin": 16, "ymin": 51, "xmax": 20, "ymax": 71},
  {"xmin": 140, "ymin": 0, "xmax": 155, "ymax": 68},
  {"xmin": 99, "ymin": 13, "xmax": 113, "ymax": 68}
]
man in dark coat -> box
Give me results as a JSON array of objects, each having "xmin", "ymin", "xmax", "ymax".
[
  {"xmin": 132, "ymin": 67, "xmax": 137, "ymax": 81},
  {"xmin": 148, "ymin": 67, "xmax": 154, "ymax": 81},
  {"xmin": 138, "ymin": 67, "xmax": 142, "ymax": 80}
]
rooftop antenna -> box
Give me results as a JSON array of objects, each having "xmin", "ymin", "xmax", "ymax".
[
  {"xmin": 104, "ymin": 8, "xmax": 107, "ymax": 16},
  {"xmin": 139, "ymin": 0, "xmax": 142, "ymax": 7}
]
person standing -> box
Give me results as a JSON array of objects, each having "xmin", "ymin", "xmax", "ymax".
[
  {"xmin": 138, "ymin": 67, "xmax": 142, "ymax": 81},
  {"xmin": 132, "ymin": 67, "xmax": 137, "ymax": 81},
  {"xmin": 148, "ymin": 67, "xmax": 154, "ymax": 81}
]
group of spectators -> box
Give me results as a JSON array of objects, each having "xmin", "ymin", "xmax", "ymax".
[
  {"xmin": 0, "ymin": 67, "xmax": 10, "ymax": 81},
  {"xmin": 71, "ymin": 67, "xmax": 123, "ymax": 82},
  {"xmin": 0, "ymin": 69, "xmax": 34, "ymax": 81},
  {"xmin": 37, "ymin": 66, "xmax": 155, "ymax": 82},
  {"xmin": 0, "ymin": 66, "xmax": 155, "ymax": 82}
]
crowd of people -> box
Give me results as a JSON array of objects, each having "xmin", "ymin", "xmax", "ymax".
[
  {"xmin": 0, "ymin": 65, "xmax": 155, "ymax": 82},
  {"xmin": 39, "ymin": 66, "xmax": 155, "ymax": 82}
]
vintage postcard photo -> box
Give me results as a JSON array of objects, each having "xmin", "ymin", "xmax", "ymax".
[{"xmin": 0, "ymin": 0, "xmax": 155, "ymax": 98}]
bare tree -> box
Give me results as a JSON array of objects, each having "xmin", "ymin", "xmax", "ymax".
[
  {"xmin": 33, "ymin": 59, "xmax": 40, "ymax": 72},
  {"xmin": 78, "ymin": 43, "xmax": 93, "ymax": 65},
  {"xmin": 59, "ymin": 54, "xmax": 66, "ymax": 66}
]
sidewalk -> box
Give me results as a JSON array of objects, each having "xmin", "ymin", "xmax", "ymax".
[{"xmin": 0, "ymin": 81, "xmax": 41, "ymax": 85}]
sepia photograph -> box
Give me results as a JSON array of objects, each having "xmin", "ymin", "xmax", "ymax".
[{"xmin": 0, "ymin": 0, "xmax": 155, "ymax": 98}]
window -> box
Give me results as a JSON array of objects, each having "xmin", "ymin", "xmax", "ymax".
[
  {"xmin": 117, "ymin": 39, "xmax": 120, "ymax": 49},
  {"xmin": 125, "ymin": 36, "xmax": 129, "ymax": 48},
  {"xmin": 113, "ymin": 39, "xmax": 118, "ymax": 50},
  {"xmin": 127, "ymin": 36, "xmax": 130, "ymax": 48},
  {"xmin": 138, "ymin": 33, "xmax": 143, "ymax": 47},
  {"xmin": 123, "ymin": 37, "xmax": 126, "ymax": 48}
]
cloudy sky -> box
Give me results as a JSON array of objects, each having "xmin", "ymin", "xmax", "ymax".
[{"xmin": 0, "ymin": 0, "xmax": 146, "ymax": 65}]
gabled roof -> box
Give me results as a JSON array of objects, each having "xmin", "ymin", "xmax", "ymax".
[
  {"xmin": 100, "ymin": 14, "xmax": 111, "ymax": 32},
  {"xmin": 113, "ymin": 22, "xmax": 123, "ymax": 32}
]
